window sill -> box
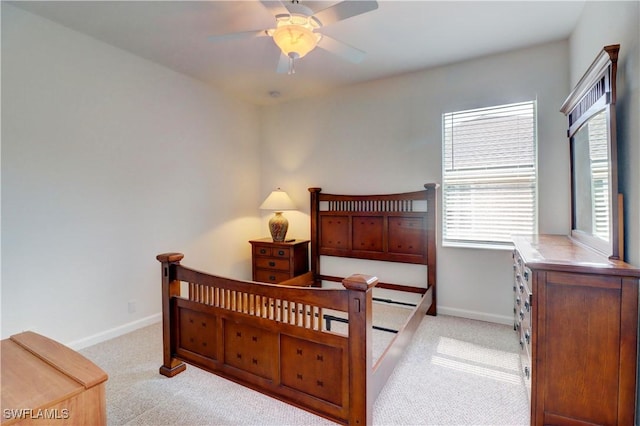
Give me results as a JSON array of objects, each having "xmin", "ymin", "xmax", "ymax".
[{"xmin": 442, "ymin": 241, "xmax": 514, "ymax": 251}]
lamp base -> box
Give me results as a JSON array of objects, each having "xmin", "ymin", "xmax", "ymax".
[{"xmin": 269, "ymin": 212, "xmax": 289, "ymax": 242}]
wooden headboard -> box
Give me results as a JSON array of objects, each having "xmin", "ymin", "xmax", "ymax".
[{"xmin": 309, "ymin": 183, "xmax": 438, "ymax": 313}]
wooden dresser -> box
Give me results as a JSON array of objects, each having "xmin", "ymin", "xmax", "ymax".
[
  {"xmin": 1, "ymin": 331, "xmax": 108, "ymax": 426},
  {"xmin": 249, "ymin": 238, "xmax": 309, "ymax": 284},
  {"xmin": 512, "ymin": 234, "xmax": 639, "ymax": 426}
]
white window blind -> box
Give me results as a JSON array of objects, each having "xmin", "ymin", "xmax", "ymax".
[{"xmin": 442, "ymin": 101, "xmax": 537, "ymax": 246}]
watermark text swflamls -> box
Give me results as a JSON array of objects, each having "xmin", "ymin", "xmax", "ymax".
[{"xmin": 3, "ymin": 408, "xmax": 70, "ymax": 421}]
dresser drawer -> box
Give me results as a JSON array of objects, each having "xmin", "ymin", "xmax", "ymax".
[
  {"xmin": 255, "ymin": 269, "xmax": 291, "ymax": 284},
  {"xmin": 520, "ymin": 327, "xmax": 532, "ymax": 399},
  {"xmin": 255, "ymin": 257, "xmax": 290, "ymax": 271}
]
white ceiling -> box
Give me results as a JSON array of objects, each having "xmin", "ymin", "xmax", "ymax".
[{"xmin": 9, "ymin": 1, "xmax": 586, "ymax": 105}]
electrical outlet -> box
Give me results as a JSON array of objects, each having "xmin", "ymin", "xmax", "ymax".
[{"xmin": 128, "ymin": 300, "xmax": 136, "ymax": 314}]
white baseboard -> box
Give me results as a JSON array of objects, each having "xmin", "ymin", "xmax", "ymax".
[
  {"xmin": 437, "ymin": 306, "xmax": 513, "ymax": 326},
  {"xmin": 67, "ymin": 313, "xmax": 162, "ymax": 350}
]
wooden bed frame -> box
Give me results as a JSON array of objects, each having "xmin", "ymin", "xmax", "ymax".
[{"xmin": 157, "ymin": 183, "xmax": 437, "ymax": 425}]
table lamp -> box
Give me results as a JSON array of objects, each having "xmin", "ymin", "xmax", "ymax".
[{"xmin": 259, "ymin": 188, "xmax": 296, "ymax": 242}]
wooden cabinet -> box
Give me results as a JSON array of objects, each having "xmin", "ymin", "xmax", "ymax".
[
  {"xmin": 249, "ymin": 238, "xmax": 309, "ymax": 284},
  {"xmin": 512, "ymin": 234, "xmax": 639, "ymax": 426},
  {"xmin": 1, "ymin": 331, "xmax": 108, "ymax": 426}
]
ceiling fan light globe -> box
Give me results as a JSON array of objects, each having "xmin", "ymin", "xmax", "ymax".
[{"xmin": 272, "ymin": 24, "xmax": 319, "ymax": 59}]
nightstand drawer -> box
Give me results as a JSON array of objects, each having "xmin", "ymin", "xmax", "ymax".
[
  {"xmin": 253, "ymin": 246, "xmax": 290, "ymax": 258},
  {"xmin": 253, "ymin": 246, "xmax": 272, "ymax": 256},
  {"xmin": 272, "ymin": 247, "xmax": 290, "ymax": 258},
  {"xmin": 255, "ymin": 257, "xmax": 290, "ymax": 271},
  {"xmin": 255, "ymin": 269, "xmax": 291, "ymax": 284}
]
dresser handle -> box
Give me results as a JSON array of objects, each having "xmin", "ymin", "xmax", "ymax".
[
  {"xmin": 277, "ymin": 250, "xmax": 285, "ymax": 256},
  {"xmin": 269, "ymin": 261, "xmax": 276, "ymax": 267},
  {"xmin": 269, "ymin": 275, "xmax": 276, "ymax": 281},
  {"xmin": 259, "ymin": 248, "xmax": 267, "ymax": 254}
]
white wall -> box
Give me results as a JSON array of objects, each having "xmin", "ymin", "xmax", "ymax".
[
  {"xmin": 260, "ymin": 41, "xmax": 570, "ymax": 324},
  {"xmin": 1, "ymin": 5, "xmax": 261, "ymax": 347}
]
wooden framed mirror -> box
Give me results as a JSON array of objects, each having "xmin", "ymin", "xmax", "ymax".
[{"xmin": 560, "ymin": 44, "xmax": 622, "ymax": 259}]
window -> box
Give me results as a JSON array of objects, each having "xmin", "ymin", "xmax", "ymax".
[{"xmin": 442, "ymin": 101, "xmax": 537, "ymax": 247}]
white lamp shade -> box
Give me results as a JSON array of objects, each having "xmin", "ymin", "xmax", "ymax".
[{"xmin": 259, "ymin": 189, "xmax": 296, "ymax": 211}]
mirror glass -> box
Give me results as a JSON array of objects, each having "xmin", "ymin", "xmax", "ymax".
[{"xmin": 572, "ymin": 109, "xmax": 610, "ymax": 243}]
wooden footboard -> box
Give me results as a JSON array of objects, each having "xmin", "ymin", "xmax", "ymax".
[{"xmin": 157, "ymin": 253, "xmax": 377, "ymax": 426}]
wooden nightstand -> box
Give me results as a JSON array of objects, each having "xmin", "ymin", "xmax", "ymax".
[{"xmin": 249, "ymin": 238, "xmax": 310, "ymax": 284}]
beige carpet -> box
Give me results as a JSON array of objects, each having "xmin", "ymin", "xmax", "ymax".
[{"xmin": 80, "ymin": 314, "xmax": 529, "ymax": 425}]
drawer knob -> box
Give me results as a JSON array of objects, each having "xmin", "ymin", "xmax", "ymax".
[
  {"xmin": 259, "ymin": 249, "xmax": 267, "ymax": 254},
  {"xmin": 278, "ymin": 250, "xmax": 285, "ymax": 256},
  {"xmin": 269, "ymin": 275, "xmax": 276, "ymax": 281},
  {"xmin": 269, "ymin": 261, "xmax": 276, "ymax": 267}
]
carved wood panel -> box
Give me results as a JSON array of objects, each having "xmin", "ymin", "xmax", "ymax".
[
  {"xmin": 353, "ymin": 216, "xmax": 383, "ymax": 252},
  {"xmin": 388, "ymin": 216, "xmax": 425, "ymax": 256},
  {"xmin": 280, "ymin": 335, "xmax": 344, "ymax": 406},
  {"xmin": 223, "ymin": 321, "xmax": 277, "ymax": 380},
  {"xmin": 178, "ymin": 308, "xmax": 217, "ymax": 359},
  {"xmin": 320, "ymin": 216, "xmax": 349, "ymax": 249}
]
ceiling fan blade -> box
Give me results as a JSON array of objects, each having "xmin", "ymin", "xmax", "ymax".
[
  {"xmin": 208, "ymin": 30, "xmax": 270, "ymax": 42},
  {"xmin": 317, "ymin": 35, "xmax": 366, "ymax": 63},
  {"xmin": 260, "ymin": 0, "xmax": 290, "ymax": 17},
  {"xmin": 313, "ymin": 1, "xmax": 378, "ymax": 26}
]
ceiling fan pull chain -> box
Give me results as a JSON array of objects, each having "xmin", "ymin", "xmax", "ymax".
[{"xmin": 288, "ymin": 56, "xmax": 296, "ymax": 75}]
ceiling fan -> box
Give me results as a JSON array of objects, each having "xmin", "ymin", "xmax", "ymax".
[{"xmin": 209, "ymin": 0, "xmax": 379, "ymax": 74}]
